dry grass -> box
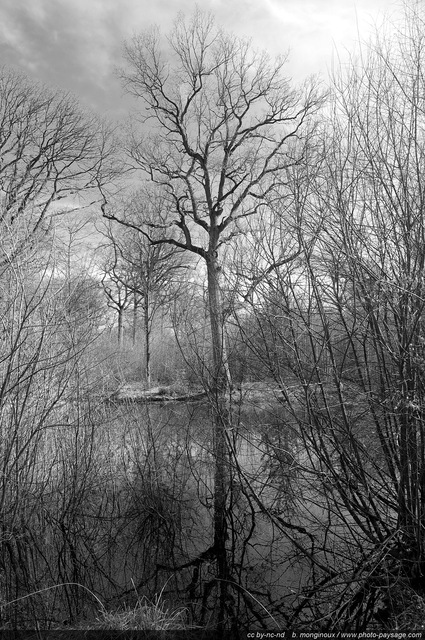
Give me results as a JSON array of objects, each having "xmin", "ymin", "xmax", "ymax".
[{"xmin": 95, "ymin": 594, "xmax": 191, "ymax": 631}]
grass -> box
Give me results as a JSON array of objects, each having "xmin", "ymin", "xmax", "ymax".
[
  {"xmin": 0, "ymin": 582, "xmax": 192, "ymax": 632},
  {"xmin": 95, "ymin": 594, "xmax": 190, "ymax": 631}
]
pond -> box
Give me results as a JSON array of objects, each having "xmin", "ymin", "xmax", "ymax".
[
  {"xmin": 98, "ymin": 394, "xmax": 317, "ymax": 625},
  {"xmin": 1, "ymin": 387, "xmax": 341, "ymax": 629}
]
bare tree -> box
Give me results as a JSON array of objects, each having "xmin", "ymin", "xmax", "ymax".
[
  {"xmin": 0, "ymin": 67, "xmax": 116, "ymax": 263},
  {"xmin": 98, "ymin": 237, "xmax": 133, "ymax": 346},
  {"xmin": 118, "ymin": 233, "xmax": 186, "ymax": 385},
  {"xmin": 0, "ymin": 70, "xmax": 122, "ymax": 626},
  {"xmin": 101, "ymin": 9, "xmax": 324, "ymax": 628},
  {"xmin": 99, "ymin": 209, "xmax": 187, "ymax": 383},
  {"xmin": 235, "ymin": 3, "xmax": 425, "ymax": 629}
]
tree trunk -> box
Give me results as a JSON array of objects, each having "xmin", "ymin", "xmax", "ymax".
[
  {"xmin": 143, "ymin": 294, "xmax": 151, "ymax": 386},
  {"xmin": 117, "ymin": 309, "xmax": 123, "ymax": 346},
  {"xmin": 132, "ymin": 298, "xmax": 138, "ymax": 346},
  {"xmin": 206, "ymin": 252, "xmax": 231, "ymax": 629}
]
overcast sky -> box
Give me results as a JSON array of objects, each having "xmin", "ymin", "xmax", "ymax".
[{"xmin": 0, "ymin": 0, "xmax": 400, "ymax": 118}]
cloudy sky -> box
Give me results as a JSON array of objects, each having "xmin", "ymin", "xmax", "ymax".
[{"xmin": 0, "ymin": 0, "xmax": 399, "ymax": 118}]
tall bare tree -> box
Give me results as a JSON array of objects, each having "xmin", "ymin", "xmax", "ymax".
[
  {"xmin": 102, "ymin": 9, "xmax": 323, "ymax": 628},
  {"xmin": 103, "ymin": 9, "xmax": 324, "ymax": 627}
]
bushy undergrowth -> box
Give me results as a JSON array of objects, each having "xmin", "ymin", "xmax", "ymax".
[{"xmin": 0, "ymin": 396, "xmax": 206, "ymax": 628}]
